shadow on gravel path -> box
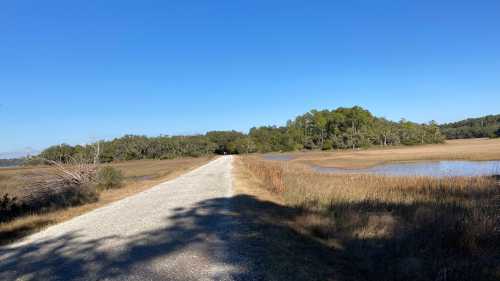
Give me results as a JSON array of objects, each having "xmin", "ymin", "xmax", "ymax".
[{"xmin": 0, "ymin": 194, "xmax": 341, "ymax": 281}]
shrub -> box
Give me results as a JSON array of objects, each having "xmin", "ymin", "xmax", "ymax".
[
  {"xmin": 322, "ymin": 139, "xmax": 334, "ymax": 150},
  {"xmin": 96, "ymin": 166, "xmax": 124, "ymax": 189},
  {"xmin": 0, "ymin": 194, "xmax": 26, "ymax": 223}
]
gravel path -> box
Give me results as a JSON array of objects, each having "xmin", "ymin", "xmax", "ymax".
[{"xmin": 0, "ymin": 156, "xmax": 251, "ymax": 281}]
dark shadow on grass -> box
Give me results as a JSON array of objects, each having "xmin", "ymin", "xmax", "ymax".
[
  {"xmin": 0, "ymin": 185, "xmax": 98, "ymax": 224},
  {"xmin": 316, "ymin": 197, "xmax": 500, "ymax": 281},
  {"xmin": 0, "ymin": 219, "xmax": 55, "ymax": 246},
  {"xmin": 0, "ymin": 195, "xmax": 341, "ymax": 281}
]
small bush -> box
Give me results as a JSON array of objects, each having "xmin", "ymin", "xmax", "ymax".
[
  {"xmin": 322, "ymin": 139, "xmax": 334, "ymax": 150},
  {"xmin": 0, "ymin": 193, "xmax": 26, "ymax": 223},
  {"xmin": 96, "ymin": 166, "xmax": 124, "ymax": 189}
]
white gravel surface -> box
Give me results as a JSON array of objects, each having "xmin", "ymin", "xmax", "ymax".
[{"xmin": 0, "ymin": 156, "xmax": 252, "ymax": 281}]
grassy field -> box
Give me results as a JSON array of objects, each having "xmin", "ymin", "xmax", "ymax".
[
  {"xmin": 273, "ymin": 138, "xmax": 500, "ymax": 168},
  {"xmin": 238, "ymin": 140, "xmax": 500, "ymax": 280},
  {"xmin": 0, "ymin": 157, "xmax": 214, "ymax": 245},
  {"xmin": 232, "ymin": 159, "xmax": 341, "ymax": 280}
]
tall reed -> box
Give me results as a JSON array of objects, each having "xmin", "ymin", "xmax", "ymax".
[{"xmin": 240, "ymin": 156, "xmax": 500, "ymax": 280}]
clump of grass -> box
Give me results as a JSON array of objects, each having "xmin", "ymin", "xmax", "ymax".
[
  {"xmin": 241, "ymin": 156, "xmax": 500, "ymax": 281},
  {"xmin": 96, "ymin": 166, "xmax": 124, "ymax": 189}
]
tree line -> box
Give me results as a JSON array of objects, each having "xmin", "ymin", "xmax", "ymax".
[
  {"xmin": 251, "ymin": 106, "xmax": 444, "ymax": 152},
  {"xmin": 439, "ymin": 114, "xmax": 500, "ymax": 139},
  {"xmin": 29, "ymin": 106, "xmax": 449, "ymax": 163}
]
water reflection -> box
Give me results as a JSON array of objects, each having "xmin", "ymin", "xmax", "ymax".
[{"xmin": 313, "ymin": 161, "xmax": 500, "ymax": 177}]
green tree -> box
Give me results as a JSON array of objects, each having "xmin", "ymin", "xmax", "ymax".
[
  {"xmin": 440, "ymin": 114, "xmax": 500, "ymax": 139},
  {"xmin": 206, "ymin": 131, "xmax": 245, "ymax": 154},
  {"xmin": 32, "ymin": 105, "xmax": 448, "ymax": 163},
  {"xmin": 39, "ymin": 144, "xmax": 76, "ymax": 163},
  {"xmin": 227, "ymin": 137, "xmax": 257, "ymax": 154}
]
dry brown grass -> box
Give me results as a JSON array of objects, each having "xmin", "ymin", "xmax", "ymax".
[
  {"xmin": 239, "ymin": 155, "xmax": 500, "ymax": 281},
  {"xmin": 233, "ymin": 158, "xmax": 283, "ymax": 205},
  {"xmin": 0, "ymin": 156, "xmax": 214, "ymax": 245},
  {"xmin": 232, "ymin": 158, "xmax": 341, "ymax": 280},
  {"xmin": 276, "ymin": 138, "xmax": 500, "ymax": 168},
  {"xmin": 0, "ymin": 166, "xmax": 54, "ymax": 197}
]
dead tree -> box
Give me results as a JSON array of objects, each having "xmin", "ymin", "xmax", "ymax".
[{"xmin": 21, "ymin": 142, "xmax": 101, "ymax": 208}]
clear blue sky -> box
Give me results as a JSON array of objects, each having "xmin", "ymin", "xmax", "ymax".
[{"xmin": 1, "ymin": 0, "xmax": 499, "ymax": 154}]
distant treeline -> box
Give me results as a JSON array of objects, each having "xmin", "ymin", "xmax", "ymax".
[
  {"xmin": 29, "ymin": 106, "xmax": 447, "ymax": 163},
  {"xmin": 252, "ymin": 107, "xmax": 444, "ymax": 152},
  {"xmin": 440, "ymin": 114, "xmax": 500, "ymax": 139}
]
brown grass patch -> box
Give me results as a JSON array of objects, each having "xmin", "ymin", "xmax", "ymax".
[
  {"xmin": 0, "ymin": 157, "xmax": 214, "ymax": 245},
  {"xmin": 232, "ymin": 157, "xmax": 341, "ymax": 280},
  {"xmin": 239, "ymin": 155, "xmax": 500, "ymax": 281},
  {"xmin": 271, "ymin": 138, "xmax": 500, "ymax": 168}
]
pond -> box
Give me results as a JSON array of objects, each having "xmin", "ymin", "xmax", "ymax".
[{"xmin": 313, "ymin": 160, "xmax": 500, "ymax": 177}]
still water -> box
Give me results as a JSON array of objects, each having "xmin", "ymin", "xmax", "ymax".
[{"xmin": 313, "ymin": 161, "xmax": 500, "ymax": 177}]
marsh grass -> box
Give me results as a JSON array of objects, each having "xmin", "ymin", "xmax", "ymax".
[
  {"xmin": 287, "ymin": 138, "xmax": 500, "ymax": 169},
  {"xmin": 241, "ymin": 156, "xmax": 500, "ymax": 280}
]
